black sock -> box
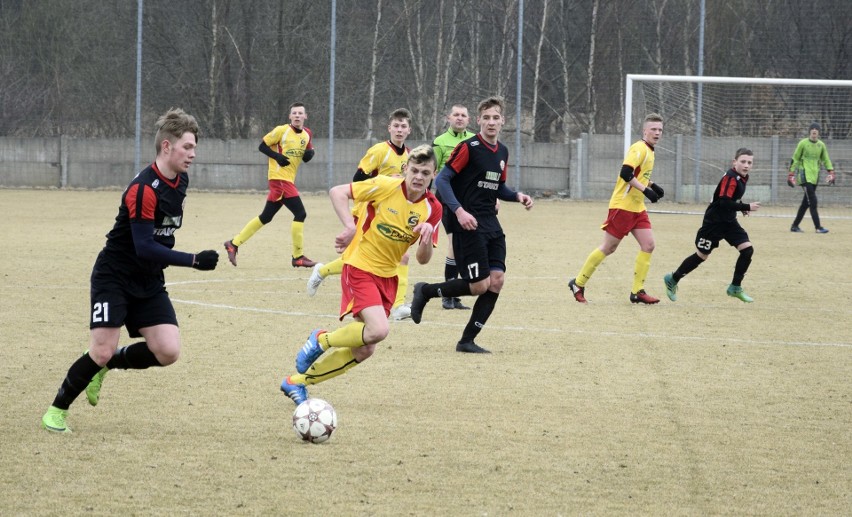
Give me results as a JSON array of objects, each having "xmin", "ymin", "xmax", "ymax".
[
  {"xmin": 106, "ymin": 342, "xmax": 162, "ymax": 370},
  {"xmin": 673, "ymin": 253, "xmax": 704, "ymax": 282},
  {"xmin": 460, "ymin": 290, "xmax": 499, "ymax": 343},
  {"xmin": 443, "ymin": 257, "xmax": 458, "ymax": 283},
  {"xmin": 52, "ymin": 352, "xmax": 102, "ymax": 410},
  {"xmin": 422, "ymin": 278, "xmax": 471, "ymax": 299},
  {"xmin": 732, "ymin": 246, "xmax": 753, "ymax": 286}
]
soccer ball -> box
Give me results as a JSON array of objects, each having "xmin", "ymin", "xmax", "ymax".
[{"xmin": 292, "ymin": 398, "xmax": 337, "ymax": 443}]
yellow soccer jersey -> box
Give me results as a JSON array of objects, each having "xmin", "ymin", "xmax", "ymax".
[
  {"xmin": 344, "ymin": 176, "xmax": 442, "ymax": 278},
  {"xmin": 608, "ymin": 140, "xmax": 656, "ymax": 212},
  {"xmin": 262, "ymin": 124, "xmax": 314, "ymax": 181},
  {"xmin": 357, "ymin": 141, "xmax": 410, "ymax": 178}
]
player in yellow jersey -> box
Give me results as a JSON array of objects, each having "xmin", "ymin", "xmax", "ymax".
[
  {"xmin": 306, "ymin": 108, "xmax": 417, "ymax": 320},
  {"xmin": 568, "ymin": 113, "xmax": 665, "ymax": 304},
  {"xmin": 223, "ymin": 102, "xmax": 317, "ymax": 268},
  {"xmin": 280, "ymin": 145, "xmax": 442, "ymax": 405}
]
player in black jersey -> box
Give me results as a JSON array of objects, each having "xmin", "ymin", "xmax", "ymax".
[
  {"xmin": 409, "ymin": 96, "xmax": 534, "ymax": 353},
  {"xmin": 663, "ymin": 148, "xmax": 761, "ymax": 303},
  {"xmin": 41, "ymin": 109, "xmax": 220, "ymax": 434}
]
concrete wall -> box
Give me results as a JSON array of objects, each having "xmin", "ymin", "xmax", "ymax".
[{"xmin": 0, "ymin": 137, "xmax": 571, "ymax": 194}]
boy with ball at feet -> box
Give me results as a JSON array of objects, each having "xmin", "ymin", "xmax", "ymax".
[
  {"xmin": 280, "ymin": 145, "xmax": 442, "ymax": 405},
  {"xmin": 663, "ymin": 148, "xmax": 760, "ymax": 303}
]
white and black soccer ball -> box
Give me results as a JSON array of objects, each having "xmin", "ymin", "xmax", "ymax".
[{"xmin": 292, "ymin": 398, "xmax": 337, "ymax": 443}]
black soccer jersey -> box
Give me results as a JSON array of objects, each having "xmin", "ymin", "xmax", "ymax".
[
  {"xmin": 703, "ymin": 168, "xmax": 749, "ymax": 224},
  {"xmin": 443, "ymin": 133, "xmax": 509, "ymax": 234},
  {"xmin": 101, "ymin": 163, "xmax": 189, "ymax": 276}
]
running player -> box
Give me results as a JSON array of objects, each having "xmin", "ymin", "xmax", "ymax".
[
  {"xmin": 568, "ymin": 113, "xmax": 665, "ymax": 304},
  {"xmin": 280, "ymin": 145, "xmax": 442, "ymax": 404},
  {"xmin": 41, "ymin": 108, "xmax": 219, "ymax": 433},
  {"xmin": 408, "ymin": 96, "xmax": 534, "ymax": 354},
  {"xmin": 224, "ymin": 102, "xmax": 317, "ymax": 267},
  {"xmin": 664, "ymin": 148, "xmax": 761, "ymax": 302}
]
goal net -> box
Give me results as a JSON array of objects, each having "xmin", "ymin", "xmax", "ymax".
[{"xmin": 624, "ymin": 75, "xmax": 852, "ymax": 219}]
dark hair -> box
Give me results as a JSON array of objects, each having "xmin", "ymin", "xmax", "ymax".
[
  {"xmin": 734, "ymin": 147, "xmax": 753, "ymax": 159},
  {"xmin": 289, "ymin": 102, "xmax": 306, "ymax": 111},
  {"xmin": 154, "ymin": 108, "xmax": 198, "ymax": 154},
  {"xmin": 809, "ymin": 122, "xmax": 821, "ymax": 132}
]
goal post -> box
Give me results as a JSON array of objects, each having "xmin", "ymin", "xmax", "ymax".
[{"xmin": 624, "ymin": 75, "xmax": 852, "ymax": 218}]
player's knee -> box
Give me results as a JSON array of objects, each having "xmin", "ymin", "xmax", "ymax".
[
  {"xmin": 364, "ymin": 322, "xmax": 389, "ymax": 344},
  {"xmin": 469, "ymin": 281, "xmax": 489, "ymax": 296},
  {"xmin": 739, "ymin": 246, "xmax": 754, "ymax": 259},
  {"xmin": 292, "ymin": 209, "xmax": 307, "ymax": 222},
  {"xmin": 88, "ymin": 347, "xmax": 114, "ymax": 366}
]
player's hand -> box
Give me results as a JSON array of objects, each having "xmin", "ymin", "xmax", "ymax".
[
  {"xmin": 192, "ymin": 250, "xmax": 219, "ymax": 270},
  {"xmin": 787, "ymin": 172, "xmax": 796, "ymax": 188},
  {"xmin": 455, "ymin": 208, "xmax": 478, "ymax": 231},
  {"xmin": 334, "ymin": 226, "xmax": 356, "ymax": 253},
  {"xmin": 517, "ymin": 193, "xmax": 534, "ymax": 210},
  {"xmin": 642, "ymin": 187, "xmax": 659, "ymax": 203},
  {"xmin": 413, "ymin": 222, "xmax": 434, "ymax": 242},
  {"xmin": 827, "ymin": 170, "xmax": 836, "ymax": 185},
  {"xmin": 650, "ymin": 183, "xmax": 665, "ymax": 199},
  {"xmin": 275, "ymin": 153, "xmax": 290, "ymax": 167}
]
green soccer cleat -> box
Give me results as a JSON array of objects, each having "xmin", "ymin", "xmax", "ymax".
[
  {"xmin": 663, "ymin": 273, "xmax": 678, "ymax": 302},
  {"xmin": 41, "ymin": 406, "xmax": 71, "ymax": 434},
  {"xmin": 726, "ymin": 284, "xmax": 754, "ymax": 303},
  {"xmin": 86, "ymin": 367, "xmax": 108, "ymax": 406}
]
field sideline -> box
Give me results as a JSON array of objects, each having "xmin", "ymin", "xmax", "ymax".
[{"xmin": 1, "ymin": 189, "xmax": 850, "ymax": 515}]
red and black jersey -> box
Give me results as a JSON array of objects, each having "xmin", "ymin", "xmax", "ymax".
[
  {"xmin": 443, "ymin": 133, "xmax": 509, "ymax": 234},
  {"xmin": 101, "ymin": 163, "xmax": 189, "ymax": 276},
  {"xmin": 703, "ymin": 168, "xmax": 749, "ymax": 224}
]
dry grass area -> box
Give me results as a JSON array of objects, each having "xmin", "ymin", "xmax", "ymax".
[{"xmin": 1, "ymin": 189, "xmax": 850, "ymax": 516}]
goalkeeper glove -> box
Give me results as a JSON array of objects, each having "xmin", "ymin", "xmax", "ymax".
[
  {"xmin": 642, "ymin": 187, "xmax": 659, "ymax": 203},
  {"xmin": 827, "ymin": 170, "xmax": 836, "ymax": 186},
  {"xmin": 275, "ymin": 154, "xmax": 290, "ymax": 167},
  {"xmin": 787, "ymin": 172, "xmax": 796, "ymax": 188},
  {"xmin": 192, "ymin": 250, "xmax": 219, "ymax": 270},
  {"xmin": 649, "ymin": 183, "xmax": 665, "ymax": 199}
]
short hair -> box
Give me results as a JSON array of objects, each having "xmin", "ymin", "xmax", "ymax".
[
  {"xmin": 407, "ymin": 144, "xmax": 436, "ymax": 168},
  {"xmin": 644, "ymin": 113, "xmax": 663, "ymax": 125},
  {"xmin": 448, "ymin": 103, "xmax": 469, "ymax": 114},
  {"xmin": 289, "ymin": 102, "xmax": 306, "ymax": 112},
  {"xmin": 389, "ymin": 108, "xmax": 412, "ymax": 124},
  {"xmin": 477, "ymin": 96, "xmax": 504, "ymax": 114},
  {"xmin": 809, "ymin": 122, "xmax": 821, "ymax": 132},
  {"xmin": 734, "ymin": 147, "xmax": 753, "ymax": 159},
  {"xmin": 154, "ymin": 108, "xmax": 198, "ymax": 154}
]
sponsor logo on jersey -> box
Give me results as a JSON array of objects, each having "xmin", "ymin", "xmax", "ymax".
[{"xmin": 376, "ymin": 223, "xmax": 412, "ymax": 243}]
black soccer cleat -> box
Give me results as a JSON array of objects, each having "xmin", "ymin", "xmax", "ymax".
[
  {"xmin": 456, "ymin": 341, "xmax": 491, "ymax": 354},
  {"xmin": 410, "ymin": 282, "xmax": 428, "ymax": 324}
]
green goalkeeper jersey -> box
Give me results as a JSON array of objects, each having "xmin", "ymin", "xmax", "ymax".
[{"xmin": 789, "ymin": 138, "xmax": 833, "ymax": 185}]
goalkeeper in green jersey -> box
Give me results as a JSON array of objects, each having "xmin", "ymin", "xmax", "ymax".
[{"xmin": 787, "ymin": 122, "xmax": 835, "ymax": 234}]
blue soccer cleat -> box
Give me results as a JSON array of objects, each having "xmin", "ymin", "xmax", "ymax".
[
  {"xmin": 296, "ymin": 329, "xmax": 326, "ymax": 374},
  {"xmin": 280, "ymin": 376, "xmax": 308, "ymax": 406}
]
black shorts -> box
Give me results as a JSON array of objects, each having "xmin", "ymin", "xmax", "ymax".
[
  {"xmin": 452, "ymin": 230, "xmax": 507, "ymax": 282},
  {"xmin": 694, "ymin": 220, "xmax": 750, "ymax": 255},
  {"xmin": 440, "ymin": 204, "xmax": 456, "ymax": 234},
  {"xmin": 90, "ymin": 261, "xmax": 177, "ymax": 338}
]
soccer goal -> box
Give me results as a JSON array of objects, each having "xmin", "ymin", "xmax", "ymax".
[{"xmin": 624, "ymin": 75, "xmax": 852, "ymax": 219}]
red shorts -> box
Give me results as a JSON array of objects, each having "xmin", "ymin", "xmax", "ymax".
[
  {"xmin": 266, "ymin": 180, "xmax": 299, "ymax": 202},
  {"xmin": 601, "ymin": 209, "xmax": 651, "ymax": 239},
  {"xmin": 339, "ymin": 264, "xmax": 397, "ymax": 320}
]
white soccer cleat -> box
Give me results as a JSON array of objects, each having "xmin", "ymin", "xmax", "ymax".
[
  {"xmin": 306, "ymin": 263, "xmax": 325, "ymax": 296},
  {"xmin": 390, "ymin": 304, "xmax": 412, "ymax": 320}
]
